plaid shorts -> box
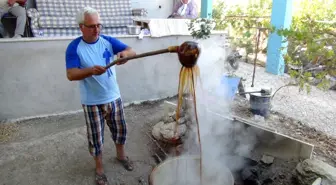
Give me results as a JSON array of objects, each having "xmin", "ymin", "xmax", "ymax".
[{"xmin": 82, "ymin": 98, "xmax": 127, "ymax": 157}]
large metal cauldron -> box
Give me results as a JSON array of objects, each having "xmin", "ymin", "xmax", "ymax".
[{"xmin": 149, "ymin": 155, "xmax": 234, "ymax": 185}]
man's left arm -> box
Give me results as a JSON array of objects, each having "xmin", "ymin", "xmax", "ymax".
[{"xmin": 102, "ymin": 35, "xmax": 136, "ymax": 65}]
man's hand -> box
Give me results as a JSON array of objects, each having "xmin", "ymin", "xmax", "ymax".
[
  {"xmin": 116, "ymin": 48, "xmax": 136, "ymax": 65},
  {"xmin": 116, "ymin": 51, "xmax": 129, "ymax": 65},
  {"xmin": 7, "ymin": 0, "xmax": 16, "ymax": 6},
  {"xmin": 91, "ymin": 65, "xmax": 106, "ymax": 75}
]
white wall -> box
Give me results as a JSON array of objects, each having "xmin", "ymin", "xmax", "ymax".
[
  {"xmin": 131, "ymin": 0, "xmax": 202, "ymax": 18},
  {"xmin": 131, "ymin": 0, "xmax": 174, "ymax": 18},
  {"xmin": 0, "ymin": 33, "xmax": 227, "ymax": 121}
]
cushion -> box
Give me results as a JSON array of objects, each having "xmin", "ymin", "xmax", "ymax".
[
  {"xmin": 35, "ymin": 0, "xmax": 132, "ymax": 17},
  {"xmin": 36, "ymin": 27, "xmax": 128, "ymax": 37},
  {"xmin": 39, "ymin": 16, "xmax": 133, "ymax": 28},
  {"xmin": 35, "ymin": 0, "xmax": 67, "ymax": 17}
]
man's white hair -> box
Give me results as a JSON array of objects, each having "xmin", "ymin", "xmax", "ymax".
[{"xmin": 76, "ymin": 6, "xmax": 100, "ymax": 24}]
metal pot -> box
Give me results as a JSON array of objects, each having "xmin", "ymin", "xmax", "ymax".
[
  {"xmin": 149, "ymin": 155, "xmax": 234, "ymax": 185},
  {"xmin": 249, "ymin": 92, "xmax": 271, "ymax": 117}
]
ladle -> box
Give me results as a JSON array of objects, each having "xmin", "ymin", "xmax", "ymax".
[{"xmin": 105, "ymin": 41, "xmax": 201, "ymax": 69}]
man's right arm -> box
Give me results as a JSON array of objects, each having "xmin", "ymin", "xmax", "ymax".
[
  {"xmin": 65, "ymin": 40, "xmax": 106, "ymax": 81},
  {"xmin": 66, "ymin": 68, "xmax": 93, "ymax": 81},
  {"xmin": 66, "ymin": 66, "xmax": 106, "ymax": 81},
  {"xmin": 65, "ymin": 41, "xmax": 106, "ymax": 81},
  {"xmin": 65, "ymin": 42, "xmax": 87, "ymax": 81}
]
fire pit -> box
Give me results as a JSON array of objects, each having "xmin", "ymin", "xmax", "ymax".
[
  {"xmin": 149, "ymin": 155, "xmax": 234, "ymax": 185},
  {"xmin": 147, "ymin": 100, "xmax": 316, "ymax": 185}
]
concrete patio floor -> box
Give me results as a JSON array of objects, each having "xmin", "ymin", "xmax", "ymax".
[{"xmin": 0, "ymin": 100, "xmax": 169, "ymax": 185}]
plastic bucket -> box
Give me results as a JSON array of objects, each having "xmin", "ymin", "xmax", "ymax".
[
  {"xmin": 249, "ymin": 93, "xmax": 271, "ymax": 117},
  {"xmin": 220, "ymin": 75, "xmax": 241, "ymax": 100},
  {"xmin": 149, "ymin": 155, "xmax": 234, "ymax": 185}
]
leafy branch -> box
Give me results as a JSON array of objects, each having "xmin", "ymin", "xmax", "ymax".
[
  {"xmin": 187, "ymin": 18, "xmax": 216, "ymax": 40},
  {"xmin": 212, "ymin": 0, "xmax": 336, "ymax": 93},
  {"xmin": 212, "ymin": 0, "xmax": 273, "ymax": 62},
  {"xmin": 275, "ymin": 0, "xmax": 336, "ymax": 92}
]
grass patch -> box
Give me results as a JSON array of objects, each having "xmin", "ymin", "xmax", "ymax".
[{"xmin": 0, "ymin": 123, "xmax": 19, "ymax": 143}]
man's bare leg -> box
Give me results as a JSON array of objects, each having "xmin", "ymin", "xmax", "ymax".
[
  {"xmin": 94, "ymin": 153, "xmax": 104, "ymax": 174},
  {"xmin": 116, "ymin": 144, "xmax": 126, "ymax": 160},
  {"xmin": 94, "ymin": 153, "xmax": 109, "ymax": 185},
  {"xmin": 115, "ymin": 144, "xmax": 133, "ymax": 171}
]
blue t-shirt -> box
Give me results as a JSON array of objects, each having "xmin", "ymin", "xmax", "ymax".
[{"xmin": 65, "ymin": 35, "xmax": 128, "ymax": 105}]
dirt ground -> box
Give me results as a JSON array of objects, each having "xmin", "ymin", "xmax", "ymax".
[
  {"xmin": 0, "ymin": 96, "xmax": 335, "ymax": 185},
  {"xmin": 0, "ymin": 99, "xmax": 171, "ymax": 185}
]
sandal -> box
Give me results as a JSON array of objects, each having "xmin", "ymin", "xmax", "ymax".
[
  {"xmin": 117, "ymin": 156, "xmax": 134, "ymax": 171},
  {"xmin": 96, "ymin": 173, "xmax": 109, "ymax": 185}
]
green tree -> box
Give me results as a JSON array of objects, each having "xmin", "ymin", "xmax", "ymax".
[
  {"xmin": 276, "ymin": 0, "xmax": 336, "ymax": 92},
  {"xmin": 212, "ymin": 0, "xmax": 336, "ymax": 92},
  {"xmin": 212, "ymin": 0, "xmax": 272, "ymax": 62}
]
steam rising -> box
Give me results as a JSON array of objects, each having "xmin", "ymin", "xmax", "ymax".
[{"xmin": 176, "ymin": 40, "xmax": 261, "ymax": 185}]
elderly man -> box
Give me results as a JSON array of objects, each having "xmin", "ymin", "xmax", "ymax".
[
  {"xmin": 65, "ymin": 6, "xmax": 136, "ymax": 185},
  {"xmin": 169, "ymin": 0, "xmax": 198, "ymax": 19},
  {"xmin": 0, "ymin": 0, "xmax": 27, "ymax": 38}
]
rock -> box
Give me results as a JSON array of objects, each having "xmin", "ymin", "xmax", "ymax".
[
  {"xmin": 294, "ymin": 159, "xmax": 336, "ymax": 185},
  {"xmin": 262, "ymin": 177, "xmax": 274, "ymax": 184},
  {"xmin": 162, "ymin": 115, "xmax": 168, "ymax": 123},
  {"xmin": 254, "ymin": 115, "xmax": 265, "ymax": 123},
  {"xmin": 138, "ymin": 177, "xmax": 147, "ymax": 185},
  {"xmin": 169, "ymin": 110, "xmax": 182, "ymax": 120},
  {"xmin": 168, "ymin": 111, "xmax": 176, "ymax": 118},
  {"xmin": 177, "ymin": 117, "xmax": 187, "ymax": 125},
  {"xmin": 260, "ymin": 155, "xmax": 274, "ymax": 165},
  {"xmin": 312, "ymin": 178, "xmax": 322, "ymax": 185},
  {"xmin": 186, "ymin": 121, "xmax": 192, "ymax": 127},
  {"xmin": 152, "ymin": 121, "xmax": 187, "ymax": 143},
  {"xmin": 167, "ymin": 117, "xmax": 175, "ymax": 123},
  {"xmin": 160, "ymin": 122, "xmax": 187, "ymax": 141},
  {"xmin": 168, "ymin": 109, "xmax": 186, "ymax": 121},
  {"xmin": 279, "ymin": 174, "xmax": 286, "ymax": 179},
  {"xmin": 152, "ymin": 121, "xmax": 164, "ymax": 140},
  {"xmin": 162, "ymin": 115, "xmax": 174, "ymax": 123},
  {"xmin": 179, "ymin": 111, "xmax": 185, "ymax": 119},
  {"xmin": 184, "ymin": 114, "xmax": 191, "ymax": 121},
  {"xmin": 241, "ymin": 166, "xmax": 261, "ymax": 185}
]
